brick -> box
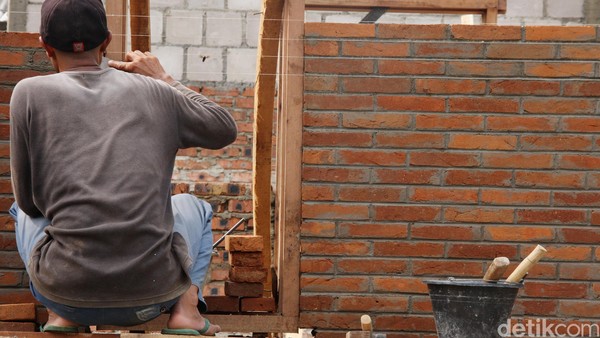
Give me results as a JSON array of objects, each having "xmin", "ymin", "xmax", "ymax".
[
  {"xmin": 338, "ymin": 186, "xmax": 403, "ymax": 203},
  {"xmin": 412, "ymin": 260, "xmax": 482, "ymax": 277},
  {"xmin": 342, "ymin": 112, "xmax": 411, "ymax": 129},
  {"xmin": 560, "ymin": 301, "xmax": 600, "ymax": 318},
  {"xmin": 301, "ymin": 276, "xmax": 369, "ymax": 293},
  {"xmin": 298, "ymin": 313, "xmax": 357, "ymax": 332},
  {"xmin": 451, "ymin": 25, "xmax": 521, "ymax": 41},
  {"xmin": 373, "ymin": 168, "xmax": 441, "ymax": 185},
  {"xmin": 338, "ymin": 222, "xmax": 408, "ymax": 239},
  {"xmin": 449, "ymin": 97, "xmax": 519, "ymax": 113},
  {"xmin": 523, "ymin": 282, "xmax": 587, "ymax": 299},
  {"xmin": 373, "ymin": 205, "xmax": 441, "ymax": 222},
  {"xmin": 561, "ymin": 45, "xmax": 600, "ymax": 60},
  {"xmin": 337, "ymin": 258, "xmax": 408, "ymax": 274},
  {"xmin": 302, "ymin": 167, "xmax": 369, "ymax": 183},
  {"xmin": 0, "ymin": 32, "xmax": 40, "ymax": 48},
  {"xmin": 447, "ymin": 61, "xmax": 521, "ymax": 77},
  {"xmin": 409, "ymin": 187, "xmax": 478, "ymax": 204},
  {"xmin": 526, "ymin": 26, "xmax": 594, "ymax": 41},
  {"xmin": 489, "ymin": 80, "xmax": 560, "ymax": 96},
  {"xmin": 378, "ymin": 60, "xmax": 445, "ymax": 75},
  {"xmin": 0, "ymin": 303, "xmax": 35, "ymax": 321},
  {"xmin": 447, "ymin": 243, "xmax": 518, "ymax": 260},
  {"xmin": 342, "ymin": 41, "xmax": 409, "ymax": 57},
  {"xmin": 305, "ymin": 59, "xmax": 374, "ymax": 75},
  {"xmin": 376, "ymin": 132, "xmax": 444, "ymax": 149},
  {"xmin": 373, "ymin": 242, "xmax": 444, "ymax": 257},
  {"xmin": 302, "ymin": 184, "xmax": 335, "ymax": 201},
  {"xmin": 486, "ymin": 44, "xmax": 555, "ymax": 59},
  {"xmin": 303, "ymin": 112, "xmax": 339, "ymax": 127},
  {"xmin": 0, "ymin": 321, "xmax": 37, "ymax": 331},
  {"xmin": 303, "ymin": 130, "xmax": 372, "ymax": 147},
  {"xmin": 338, "ymin": 149, "xmax": 406, "ymax": 166},
  {"xmin": 301, "ymin": 258, "xmax": 334, "ymax": 274},
  {"xmin": 521, "ymin": 135, "xmax": 592, "ymax": 151},
  {"xmin": 561, "ymin": 228, "xmax": 600, "ymax": 244},
  {"xmin": 305, "ymin": 94, "xmax": 373, "ymax": 111},
  {"xmin": 445, "ymin": 169, "xmax": 512, "ymax": 187},
  {"xmin": 413, "ymin": 42, "xmax": 484, "ymax": 58},
  {"xmin": 342, "ymin": 77, "xmax": 411, "ymax": 94},
  {"xmin": 0, "ymin": 51, "xmax": 27, "ymax": 67},
  {"xmin": 415, "ymin": 114, "xmax": 484, "ymax": 131},
  {"xmin": 525, "ymin": 98, "xmax": 595, "ymax": 115},
  {"xmin": 372, "ymin": 277, "xmax": 428, "ymax": 294},
  {"xmin": 204, "ymin": 296, "xmax": 240, "ymax": 313},
  {"xmin": 480, "ymin": 189, "xmax": 550, "ymax": 206},
  {"xmin": 411, "ymin": 296, "xmax": 433, "ymax": 313},
  {"xmin": 378, "ymin": 95, "xmax": 445, "ymax": 112},
  {"xmin": 445, "ymin": 207, "xmax": 514, "ymax": 224},
  {"xmin": 411, "ymin": 225, "xmax": 480, "ymax": 241},
  {"xmin": 0, "ymin": 271, "xmax": 22, "ymax": 287},
  {"xmin": 300, "ymin": 221, "xmax": 336, "ymax": 237},
  {"xmin": 240, "ymin": 297, "xmax": 276, "ymax": 312},
  {"xmin": 302, "ymin": 203, "xmax": 369, "ymax": 220},
  {"xmin": 524, "ymin": 62, "xmax": 594, "ymax": 78},
  {"xmin": 560, "ymin": 154, "xmax": 600, "ymax": 170},
  {"xmin": 410, "ymin": 151, "xmax": 479, "ymax": 167},
  {"xmin": 377, "ymin": 24, "xmax": 447, "ymax": 40},
  {"xmin": 448, "ymin": 134, "xmax": 517, "ymax": 150},
  {"xmin": 304, "ymin": 76, "xmax": 338, "ymax": 92},
  {"xmin": 229, "ymin": 266, "xmax": 267, "ymax": 283},
  {"xmin": 228, "ymin": 251, "xmax": 263, "ymax": 267},
  {"xmin": 301, "ymin": 240, "xmax": 369, "ymax": 256},
  {"xmin": 485, "ymin": 226, "xmax": 555, "ymax": 242},
  {"xmin": 513, "ymin": 299, "xmax": 558, "ymax": 316},
  {"xmin": 305, "ymin": 23, "xmax": 375, "ymax": 38},
  {"xmin": 0, "ymin": 251, "xmax": 25, "ymax": 269},
  {"xmin": 517, "ymin": 209, "xmax": 586, "ymax": 225},
  {"xmin": 562, "ymin": 117, "xmax": 600, "ymax": 133},
  {"xmin": 225, "ymin": 235, "xmax": 263, "ymax": 252},
  {"xmin": 487, "ymin": 116, "xmax": 559, "ymax": 132},
  {"xmin": 554, "ymin": 192, "xmax": 600, "ymax": 207},
  {"xmin": 300, "ymin": 295, "xmax": 335, "ymax": 311},
  {"xmin": 559, "ymin": 264, "xmax": 600, "ymax": 280},
  {"xmin": 415, "ymin": 78, "xmax": 486, "ymax": 95},
  {"xmin": 376, "ymin": 315, "xmax": 436, "ymax": 332},
  {"xmin": 304, "ymin": 40, "xmax": 339, "ymax": 56},
  {"xmin": 482, "ymin": 153, "xmax": 553, "ymax": 169},
  {"xmin": 337, "ymin": 295, "xmax": 409, "ymax": 312},
  {"xmin": 224, "ymin": 281, "xmax": 263, "ymax": 298}
]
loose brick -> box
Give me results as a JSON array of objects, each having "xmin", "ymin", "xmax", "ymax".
[
  {"xmin": 225, "ymin": 235, "xmax": 263, "ymax": 252},
  {"xmin": 0, "ymin": 303, "xmax": 35, "ymax": 321},
  {"xmin": 240, "ymin": 297, "xmax": 276, "ymax": 312},
  {"xmin": 228, "ymin": 251, "xmax": 263, "ymax": 267},
  {"xmin": 224, "ymin": 281, "xmax": 263, "ymax": 298},
  {"xmin": 204, "ymin": 296, "xmax": 240, "ymax": 313},
  {"xmin": 229, "ymin": 266, "xmax": 268, "ymax": 283}
]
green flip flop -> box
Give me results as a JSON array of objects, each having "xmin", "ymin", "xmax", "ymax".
[
  {"xmin": 40, "ymin": 324, "xmax": 79, "ymax": 333},
  {"xmin": 161, "ymin": 318, "xmax": 213, "ymax": 336}
]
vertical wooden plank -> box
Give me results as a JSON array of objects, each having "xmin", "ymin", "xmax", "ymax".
[
  {"xmin": 130, "ymin": 0, "xmax": 150, "ymax": 52},
  {"xmin": 252, "ymin": 0, "xmax": 285, "ymax": 298},
  {"xmin": 105, "ymin": 0, "xmax": 127, "ymax": 61},
  {"xmin": 276, "ymin": 0, "xmax": 304, "ymax": 322},
  {"xmin": 483, "ymin": 6, "xmax": 498, "ymax": 24}
]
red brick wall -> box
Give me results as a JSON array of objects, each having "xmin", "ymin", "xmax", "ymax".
[
  {"xmin": 0, "ymin": 32, "xmax": 255, "ymax": 301},
  {"xmin": 301, "ymin": 23, "xmax": 600, "ymax": 337}
]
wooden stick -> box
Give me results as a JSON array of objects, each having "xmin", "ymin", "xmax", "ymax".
[
  {"xmin": 130, "ymin": 0, "xmax": 150, "ymax": 52},
  {"xmin": 506, "ymin": 245, "xmax": 547, "ymax": 283},
  {"xmin": 360, "ymin": 314, "xmax": 372, "ymax": 331},
  {"xmin": 483, "ymin": 257, "xmax": 510, "ymax": 282}
]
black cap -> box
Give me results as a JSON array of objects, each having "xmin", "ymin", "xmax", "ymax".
[{"xmin": 40, "ymin": 0, "xmax": 109, "ymax": 53}]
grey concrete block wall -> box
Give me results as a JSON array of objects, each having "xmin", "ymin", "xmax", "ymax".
[{"xmin": 10, "ymin": 0, "xmax": 597, "ymax": 85}]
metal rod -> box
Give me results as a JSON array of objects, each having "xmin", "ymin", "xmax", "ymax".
[{"xmin": 212, "ymin": 218, "xmax": 247, "ymax": 249}]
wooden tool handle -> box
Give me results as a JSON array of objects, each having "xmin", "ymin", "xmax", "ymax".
[
  {"xmin": 506, "ymin": 245, "xmax": 547, "ymax": 283},
  {"xmin": 483, "ymin": 256, "xmax": 510, "ymax": 282},
  {"xmin": 361, "ymin": 314, "xmax": 372, "ymax": 331}
]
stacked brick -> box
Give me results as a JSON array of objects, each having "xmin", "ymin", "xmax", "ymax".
[{"xmin": 0, "ymin": 303, "xmax": 37, "ymax": 331}]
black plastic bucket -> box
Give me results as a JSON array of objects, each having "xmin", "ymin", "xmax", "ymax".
[{"xmin": 425, "ymin": 279, "xmax": 522, "ymax": 338}]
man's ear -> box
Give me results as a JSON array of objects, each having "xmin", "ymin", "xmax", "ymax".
[
  {"xmin": 100, "ymin": 31, "xmax": 112, "ymax": 54},
  {"xmin": 39, "ymin": 37, "xmax": 56, "ymax": 58}
]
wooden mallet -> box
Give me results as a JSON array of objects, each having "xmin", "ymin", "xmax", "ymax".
[
  {"xmin": 483, "ymin": 256, "xmax": 510, "ymax": 282},
  {"xmin": 506, "ymin": 245, "xmax": 547, "ymax": 283}
]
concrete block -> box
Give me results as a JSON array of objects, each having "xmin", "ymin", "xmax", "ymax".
[
  {"xmin": 152, "ymin": 0, "xmax": 185, "ymax": 8},
  {"xmin": 151, "ymin": 46, "xmax": 184, "ymax": 81},
  {"xmin": 0, "ymin": 303, "xmax": 35, "ymax": 321},
  {"xmin": 547, "ymin": 0, "xmax": 584, "ymax": 18},
  {"xmin": 240, "ymin": 297, "xmax": 277, "ymax": 312},
  {"xmin": 505, "ymin": 0, "xmax": 544, "ymax": 17},
  {"xmin": 151, "ymin": 10, "xmax": 164, "ymax": 44},
  {"xmin": 229, "ymin": 266, "xmax": 268, "ymax": 283},
  {"xmin": 188, "ymin": 0, "xmax": 225, "ymax": 9},
  {"xmin": 165, "ymin": 10, "xmax": 203, "ymax": 45},
  {"xmin": 206, "ymin": 11, "xmax": 243, "ymax": 47},
  {"xmin": 225, "ymin": 235, "xmax": 263, "ymax": 252},
  {"xmin": 323, "ymin": 13, "xmax": 364, "ymax": 23},
  {"xmin": 204, "ymin": 296, "xmax": 240, "ymax": 313},
  {"xmin": 224, "ymin": 281, "xmax": 264, "ymax": 297},
  {"xmin": 25, "ymin": 5, "xmax": 41, "ymax": 33},
  {"xmin": 227, "ymin": 48, "xmax": 257, "ymax": 83},
  {"xmin": 187, "ymin": 47, "xmax": 224, "ymax": 82},
  {"xmin": 228, "ymin": 0, "xmax": 262, "ymax": 11},
  {"xmin": 229, "ymin": 251, "xmax": 263, "ymax": 267},
  {"xmin": 246, "ymin": 15, "xmax": 260, "ymax": 48}
]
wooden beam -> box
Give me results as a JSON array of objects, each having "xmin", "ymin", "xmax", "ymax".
[
  {"xmin": 252, "ymin": 0, "xmax": 285, "ymax": 298},
  {"xmin": 483, "ymin": 6, "xmax": 499, "ymax": 24},
  {"xmin": 275, "ymin": 0, "xmax": 304, "ymax": 325},
  {"xmin": 130, "ymin": 0, "xmax": 150, "ymax": 52},
  {"xmin": 305, "ymin": 0, "xmax": 506, "ymax": 14},
  {"xmin": 105, "ymin": 0, "xmax": 127, "ymax": 61}
]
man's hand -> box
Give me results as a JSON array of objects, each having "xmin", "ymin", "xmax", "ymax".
[{"xmin": 108, "ymin": 50, "xmax": 175, "ymax": 84}]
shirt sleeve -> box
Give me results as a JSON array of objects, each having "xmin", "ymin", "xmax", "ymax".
[
  {"xmin": 169, "ymin": 81, "xmax": 238, "ymax": 150},
  {"xmin": 10, "ymin": 81, "xmax": 43, "ymax": 218}
]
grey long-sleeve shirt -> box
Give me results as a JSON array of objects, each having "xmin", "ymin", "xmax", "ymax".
[{"xmin": 10, "ymin": 67, "xmax": 237, "ymax": 307}]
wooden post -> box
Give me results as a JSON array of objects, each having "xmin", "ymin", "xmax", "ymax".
[
  {"xmin": 130, "ymin": 0, "xmax": 150, "ymax": 52},
  {"xmin": 276, "ymin": 0, "xmax": 304, "ymax": 322},
  {"xmin": 252, "ymin": 0, "xmax": 285, "ymax": 297},
  {"xmin": 105, "ymin": 0, "xmax": 127, "ymax": 61}
]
